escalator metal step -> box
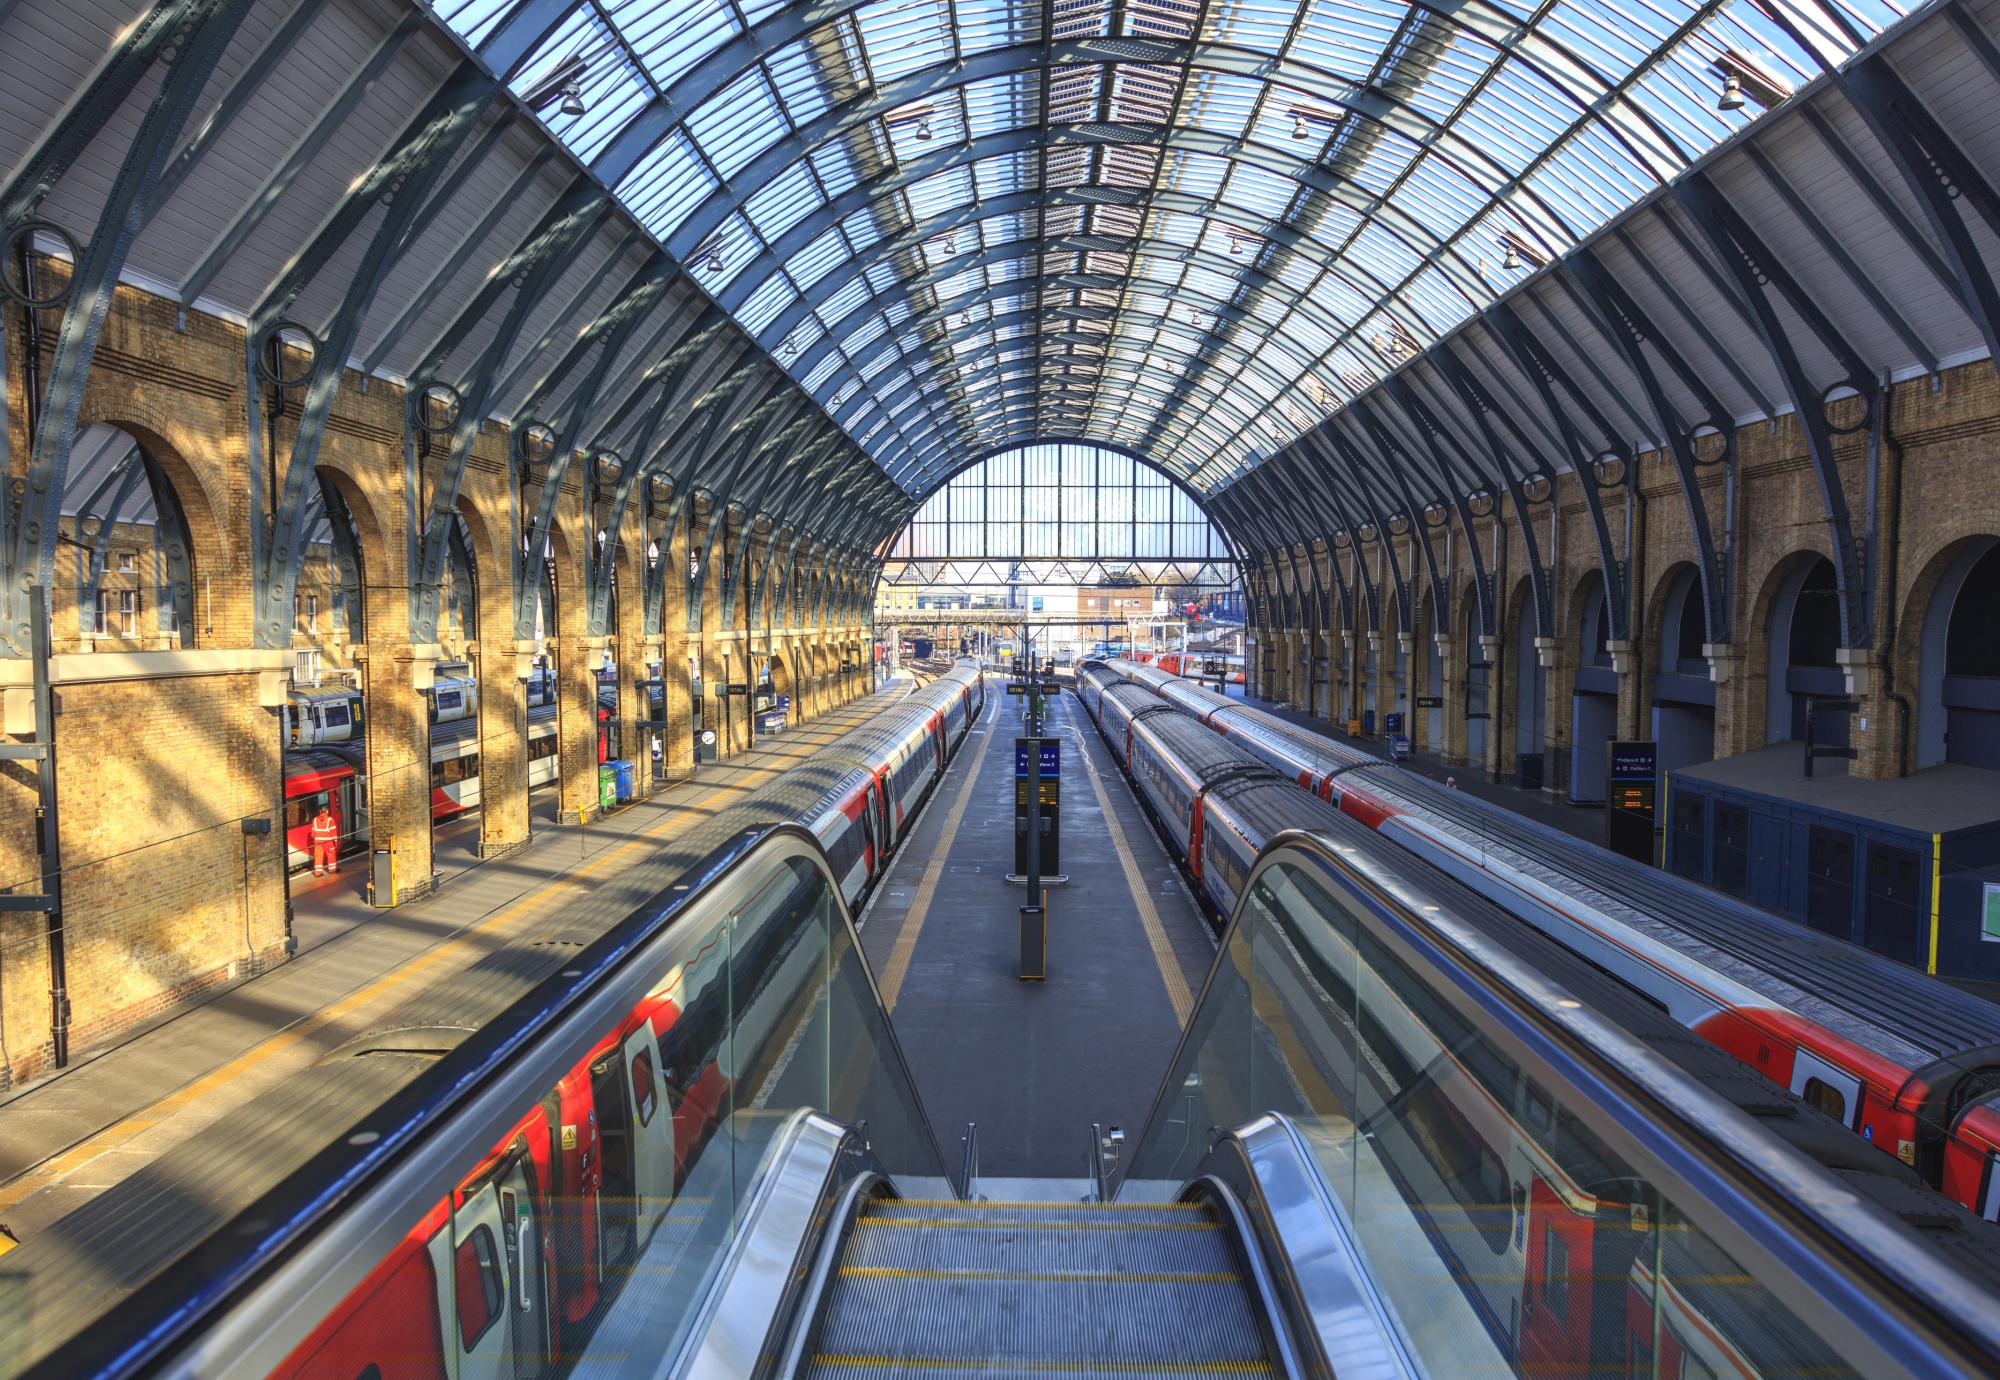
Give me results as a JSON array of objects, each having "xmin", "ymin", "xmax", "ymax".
[{"xmin": 803, "ymin": 1200, "xmax": 1276, "ymax": 1378}]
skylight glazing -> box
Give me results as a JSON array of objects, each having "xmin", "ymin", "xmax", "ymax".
[{"xmin": 433, "ymin": 0, "xmax": 1907, "ymax": 494}]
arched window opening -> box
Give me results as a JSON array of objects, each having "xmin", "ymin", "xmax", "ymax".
[
  {"xmin": 1789, "ymin": 558, "xmax": 1842, "ymax": 670},
  {"xmin": 1920, "ymin": 540, "xmax": 2000, "ymax": 771},
  {"xmin": 1652, "ymin": 565, "xmax": 1715, "ymax": 775},
  {"xmin": 1569, "ymin": 572, "xmax": 1620, "ymax": 803},
  {"xmin": 884, "ymin": 443, "xmax": 1234, "ymax": 588},
  {"xmin": 1767, "ymin": 556, "xmax": 1847, "ymax": 748},
  {"xmin": 58, "ymin": 423, "xmax": 197, "ymax": 654}
]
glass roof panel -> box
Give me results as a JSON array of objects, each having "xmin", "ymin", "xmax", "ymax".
[{"xmin": 451, "ymin": 0, "xmax": 1913, "ymax": 492}]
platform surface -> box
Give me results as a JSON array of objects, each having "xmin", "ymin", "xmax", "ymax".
[
  {"xmin": 0, "ymin": 683, "xmax": 914, "ymax": 1236},
  {"xmin": 860, "ymin": 682, "xmax": 1216, "ymax": 1180},
  {"xmin": 1679, "ymin": 740, "xmax": 2000, "ymax": 833}
]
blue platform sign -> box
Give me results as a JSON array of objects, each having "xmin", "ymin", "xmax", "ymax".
[
  {"xmin": 1609, "ymin": 741, "xmax": 1658, "ymax": 783},
  {"xmin": 1015, "ymin": 739, "xmax": 1061, "ymax": 777}
]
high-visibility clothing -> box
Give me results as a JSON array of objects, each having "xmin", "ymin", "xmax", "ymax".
[
  {"xmin": 312, "ymin": 840, "xmax": 338, "ymax": 874},
  {"xmin": 309, "ymin": 813, "xmax": 339, "ymax": 845}
]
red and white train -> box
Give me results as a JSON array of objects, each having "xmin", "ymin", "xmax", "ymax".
[
  {"xmin": 1086, "ymin": 684, "xmax": 1992, "ymax": 1373},
  {"xmin": 266, "ymin": 664, "xmax": 986, "ymax": 1378},
  {"xmin": 1081, "ymin": 657, "xmax": 2000, "ymax": 1223}
]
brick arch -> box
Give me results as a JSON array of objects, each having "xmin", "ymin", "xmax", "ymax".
[
  {"xmin": 66, "ymin": 413, "xmax": 226, "ymax": 646},
  {"xmin": 1565, "ymin": 564, "xmax": 1607, "ymax": 654},
  {"xmin": 1896, "ymin": 532, "xmax": 2000, "ymax": 769},
  {"xmin": 1745, "ymin": 544, "xmax": 1833, "ymax": 747},
  {"xmin": 309, "ymin": 459, "xmax": 391, "ymax": 579},
  {"xmin": 1504, "ymin": 570, "xmax": 1547, "ymax": 771},
  {"xmin": 1644, "ymin": 560, "xmax": 1702, "ymax": 658}
]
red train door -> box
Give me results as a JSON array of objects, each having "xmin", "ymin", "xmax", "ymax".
[{"xmin": 1519, "ymin": 1176, "xmax": 1594, "ymax": 1374}]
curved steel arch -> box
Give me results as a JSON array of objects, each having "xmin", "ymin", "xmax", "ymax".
[
  {"xmin": 775, "ymin": 194, "xmax": 1397, "ymax": 403},
  {"xmin": 483, "ymin": 0, "xmax": 1690, "ymax": 218},
  {"xmin": 445, "ymin": 0, "xmax": 1771, "ymax": 492}
]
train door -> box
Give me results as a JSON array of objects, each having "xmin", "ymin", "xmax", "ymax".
[
  {"xmin": 1518, "ymin": 1177, "xmax": 1591, "ymax": 1373},
  {"xmin": 859, "ymin": 796, "xmax": 881, "ymax": 878},
  {"xmin": 621, "ymin": 1024, "xmax": 676, "ymax": 1237},
  {"xmin": 450, "ymin": 1160, "xmax": 543, "ymax": 1380},
  {"xmin": 495, "ymin": 1149, "xmax": 549, "ymax": 1378},
  {"xmin": 874, "ymin": 771, "xmax": 893, "ymax": 849},
  {"xmin": 590, "ymin": 1049, "xmax": 640, "ymax": 1267},
  {"xmin": 1790, "ymin": 1047, "xmax": 1863, "ymax": 1131}
]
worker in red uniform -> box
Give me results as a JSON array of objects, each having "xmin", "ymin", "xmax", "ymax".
[{"xmin": 309, "ymin": 803, "xmax": 340, "ymax": 877}]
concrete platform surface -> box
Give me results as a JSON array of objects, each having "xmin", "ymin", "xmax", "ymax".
[
  {"xmin": 0, "ymin": 684, "xmax": 914, "ymax": 1238},
  {"xmin": 860, "ymin": 682, "xmax": 1216, "ymax": 1180}
]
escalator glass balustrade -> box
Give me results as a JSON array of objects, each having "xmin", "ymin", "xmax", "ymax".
[
  {"xmin": 50, "ymin": 826, "xmax": 2000, "ymax": 1378},
  {"xmin": 1121, "ymin": 835, "xmax": 2000, "ymax": 1378}
]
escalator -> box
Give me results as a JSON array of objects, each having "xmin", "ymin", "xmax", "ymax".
[
  {"xmin": 799, "ymin": 1197, "xmax": 1276, "ymax": 1377},
  {"xmin": 668, "ymin": 1105, "xmax": 1356, "ymax": 1379},
  {"xmin": 25, "ymin": 825, "xmax": 2000, "ymax": 1377}
]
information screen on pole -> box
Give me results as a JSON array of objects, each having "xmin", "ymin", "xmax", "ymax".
[
  {"xmin": 1605, "ymin": 739, "xmax": 1658, "ymax": 864},
  {"xmin": 1014, "ymin": 737, "xmax": 1061, "ymax": 875}
]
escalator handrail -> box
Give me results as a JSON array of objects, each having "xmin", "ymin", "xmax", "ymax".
[
  {"xmin": 1119, "ymin": 828, "xmax": 2000, "ymax": 1375},
  {"xmin": 65, "ymin": 824, "xmax": 948, "ymax": 1379},
  {"xmin": 672, "ymin": 1110, "xmax": 884, "ymax": 1379},
  {"xmin": 1188, "ymin": 1113, "xmax": 1417, "ymax": 1380}
]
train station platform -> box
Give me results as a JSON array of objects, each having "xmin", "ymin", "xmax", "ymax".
[
  {"xmin": 0, "ymin": 682, "xmax": 915, "ymax": 1239},
  {"xmin": 859, "ymin": 677, "xmax": 1215, "ymax": 1178}
]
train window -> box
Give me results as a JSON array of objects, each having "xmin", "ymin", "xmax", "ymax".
[
  {"xmin": 324, "ymin": 704, "xmax": 349, "ymax": 728},
  {"xmin": 430, "ymin": 761, "xmax": 445, "ymax": 789},
  {"xmin": 1523, "ymin": 1080, "xmax": 1554, "ymax": 1132},
  {"xmin": 437, "ymin": 690, "xmax": 461, "ymax": 711},
  {"xmin": 1540, "ymin": 1225, "xmax": 1568, "ymax": 1323},
  {"xmin": 1801, "ymin": 1077, "xmax": 1848, "ymax": 1124},
  {"xmin": 631, "ymin": 1048, "xmax": 658, "ymax": 1127},
  {"xmin": 1474, "ymin": 1149, "xmax": 1510, "ymax": 1254},
  {"xmin": 454, "ymin": 1225, "xmax": 503, "ymax": 1349},
  {"xmin": 285, "ymin": 794, "xmax": 326, "ymax": 832}
]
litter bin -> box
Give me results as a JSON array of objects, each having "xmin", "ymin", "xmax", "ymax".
[
  {"xmin": 1516, "ymin": 752, "xmax": 1545, "ymax": 791},
  {"xmin": 609, "ymin": 758, "xmax": 636, "ymax": 802},
  {"xmin": 597, "ymin": 764, "xmax": 619, "ymax": 812},
  {"xmin": 696, "ymin": 727, "xmax": 719, "ymax": 763}
]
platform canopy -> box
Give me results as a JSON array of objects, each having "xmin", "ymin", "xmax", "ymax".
[
  {"xmin": 432, "ymin": 0, "xmax": 1953, "ymax": 499},
  {"xmin": 2, "ymin": 0, "xmax": 1992, "ymax": 591}
]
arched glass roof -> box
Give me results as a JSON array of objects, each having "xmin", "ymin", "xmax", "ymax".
[{"xmin": 434, "ymin": 0, "xmax": 1904, "ymax": 495}]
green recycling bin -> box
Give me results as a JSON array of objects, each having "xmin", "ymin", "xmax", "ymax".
[{"xmin": 597, "ymin": 764, "xmax": 619, "ymax": 812}]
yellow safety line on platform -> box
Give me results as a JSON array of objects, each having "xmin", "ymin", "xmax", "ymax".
[
  {"xmin": 0, "ymin": 694, "xmax": 894, "ymax": 1217},
  {"xmin": 878, "ymin": 685, "xmax": 1000, "ymax": 1010},
  {"xmin": 809, "ymin": 1357, "xmax": 1272, "ymax": 1375},
  {"xmin": 1066, "ymin": 723, "xmax": 1195, "ymax": 1026}
]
